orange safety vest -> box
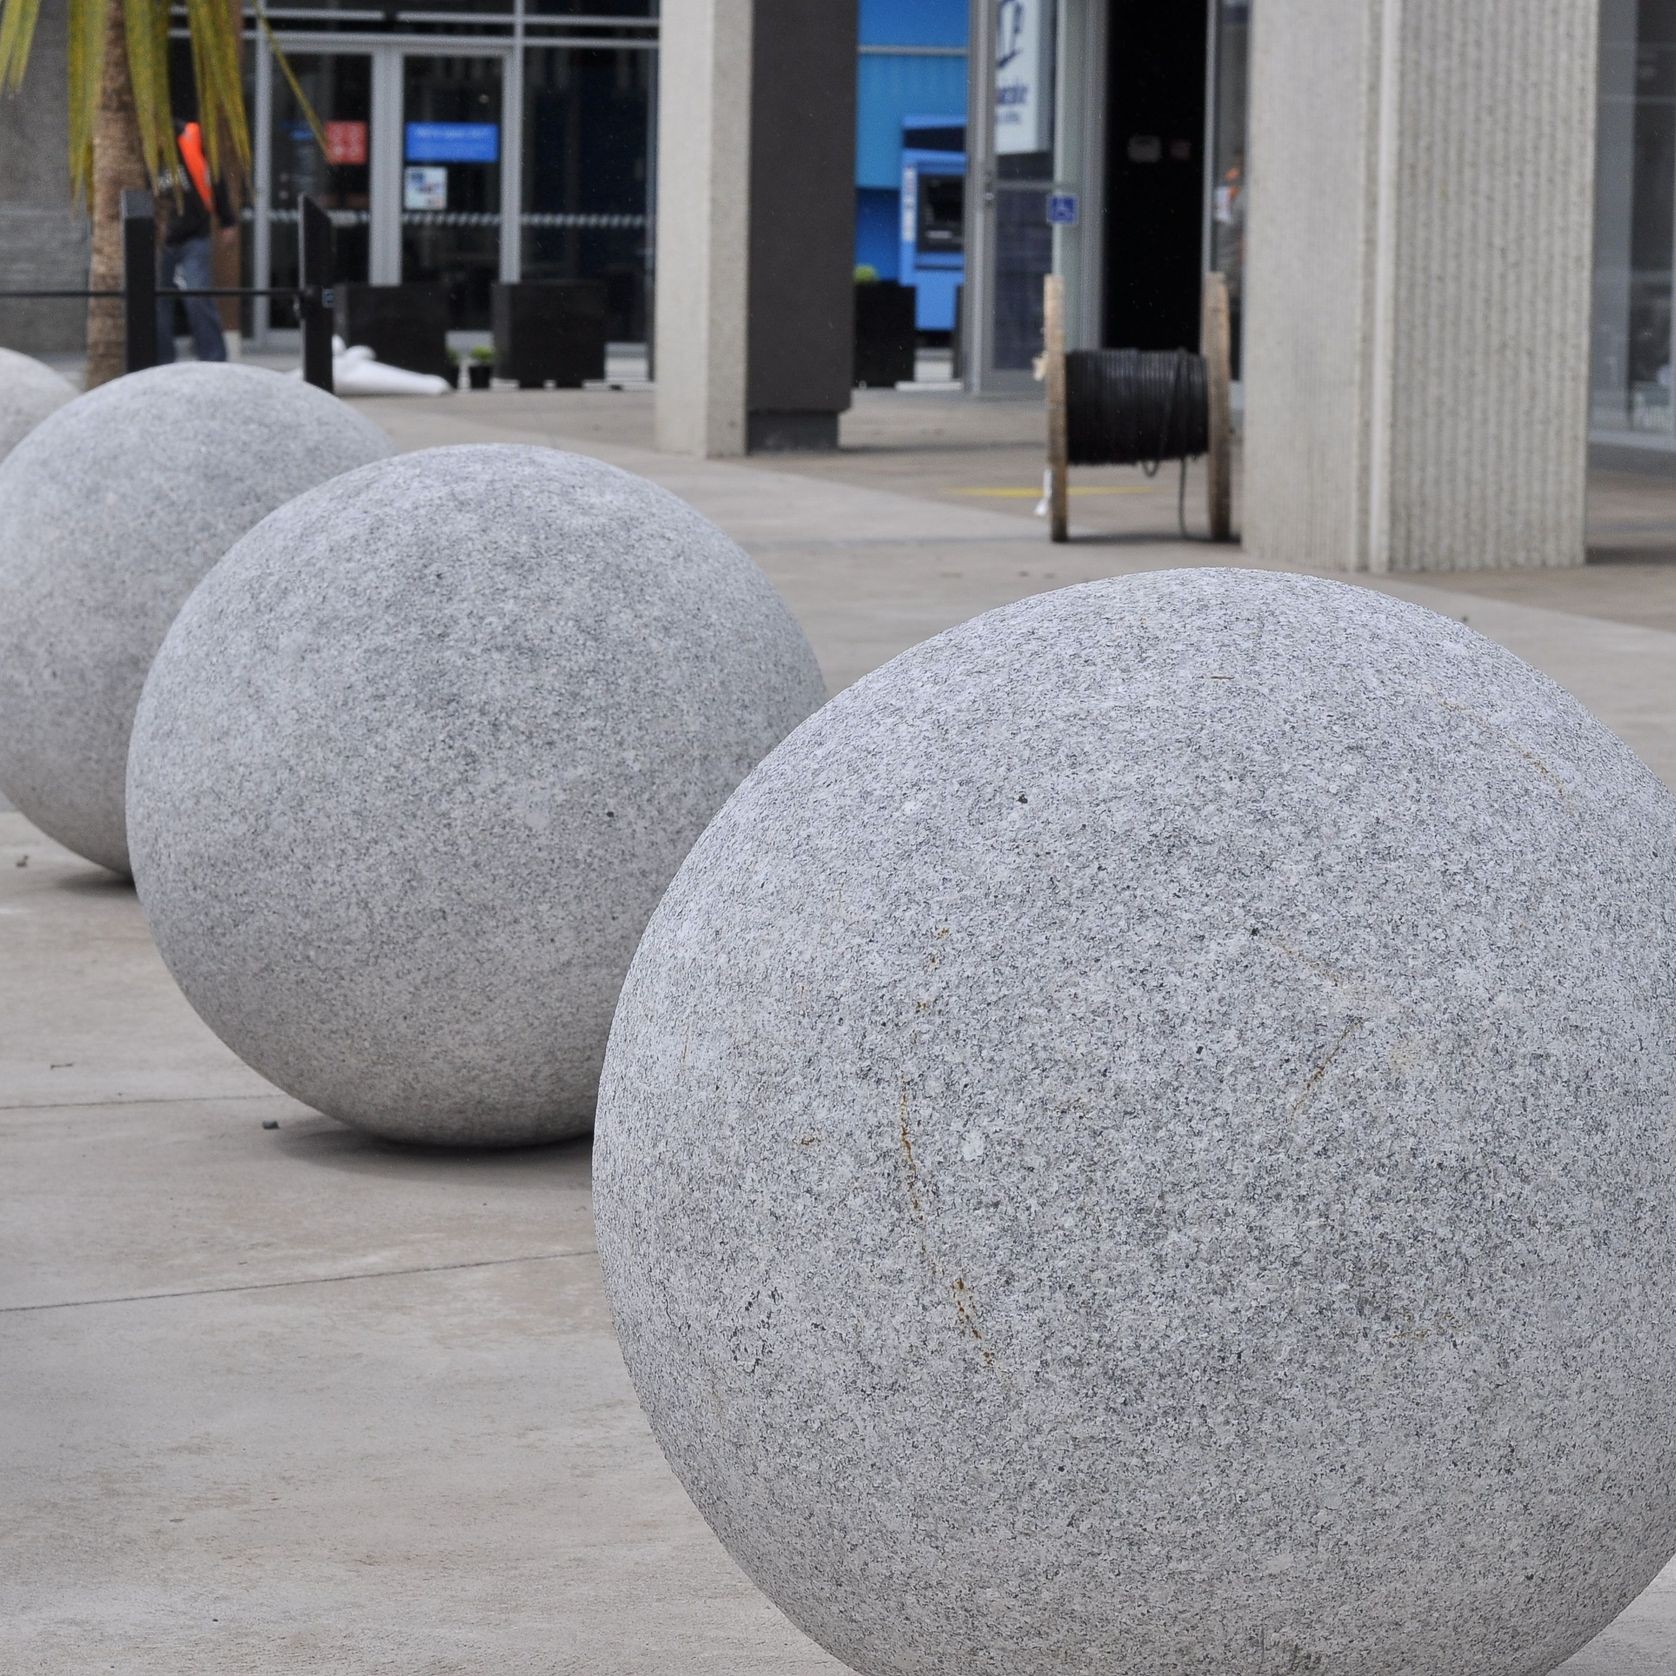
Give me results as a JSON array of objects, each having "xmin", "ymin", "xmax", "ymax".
[{"xmin": 177, "ymin": 122, "xmax": 213, "ymax": 211}]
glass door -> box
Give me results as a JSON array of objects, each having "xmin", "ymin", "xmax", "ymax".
[
  {"xmin": 263, "ymin": 51, "xmax": 375, "ymax": 331},
  {"xmin": 399, "ymin": 52, "xmax": 507, "ymax": 331}
]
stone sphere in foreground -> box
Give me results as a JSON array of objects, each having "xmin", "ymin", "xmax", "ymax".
[
  {"xmin": 0, "ymin": 362, "xmax": 392, "ymax": 873},
  {"xmin": 0, "ymin": 347, "xmax": 76, "ymax": 462},
  {"xmin": 128, "ymin": 445, "xmax": 826, "ymax": 1147},
  {"xmin": 595, "ymin": 568, "xmax": 1676, "ymax": 1676}
]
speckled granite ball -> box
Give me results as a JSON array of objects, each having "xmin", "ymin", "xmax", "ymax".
[
  {"xmin": 595, "ymin": 569, "xmax": 1676, "ymax": 1676},
  {"xmin": 0, "ymin": 362, "xmax": 391, "ymax": 873},
  {"xmin": 0, "ymin": 348, "xmax": 75, "ymax": 462},
  {"xmin": 127, "ymin": 445, "xmax": 826, "ymax": 1147}
]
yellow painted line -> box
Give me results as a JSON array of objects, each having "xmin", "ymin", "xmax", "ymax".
[{"xmin": 950, "ymin": 485, "xmax": 1157, "ymax": 498}]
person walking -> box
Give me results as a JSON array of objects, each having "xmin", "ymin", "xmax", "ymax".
[{"xmin": 156, "ymin": 119, "xmax": 238, "ymax": 363}]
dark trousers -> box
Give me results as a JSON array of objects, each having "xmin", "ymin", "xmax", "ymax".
[{"xmin": 157, "ymin": 236, "xmax": 227, "ymax": 363}]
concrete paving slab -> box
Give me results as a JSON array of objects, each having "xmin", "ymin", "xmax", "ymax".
[
  {"xmin": 354, "ymin": 391, "xmax": 1676, "ymax": 782},
  {"xmin": 5, "ymin": 385, "xmax": 1675, "ymax": 1672},
  {"xmin": 0, "ymin": 812, "xmax": 273, "ymax": 1112},
  {"xmin": 2, "ymin": 1255, "xmax": 841, "ymax": 1676},
  {"xmin": 0, "ymin": 1095, "xmax": 592, "ymax": 1312}
]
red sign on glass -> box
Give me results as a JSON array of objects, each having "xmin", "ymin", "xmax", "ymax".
[{"xmin": 324, "ymin": 121, "xmax": 368, "ymax": 166}]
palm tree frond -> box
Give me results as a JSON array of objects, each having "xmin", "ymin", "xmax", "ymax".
[
  {"xmin": 184, "ymin": 0, "xmax": 252, "ymax": 193},
  {"xmin": 4, "ymin": 0, "xmax": 319, "ymax": 214},
  {"xmin": 0, "ymin": 0, "xmax": 43, "ymax": 92},
  {"xmin": 253, "ymin": 0, "xmax": 326, "ymax": 157},
  {"xmin": 63, "ymin": 0, "xmax": 103, "ymax": 201},
  {"xmin": 122, "ymin": 0, "xmax": 174, "ymax": 192}
]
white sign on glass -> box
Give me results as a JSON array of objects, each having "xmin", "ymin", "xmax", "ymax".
[
  {"xmin": 995, "ymin": 0, "xmax": 1053, "ymax": 157},
  {"xmin": 403, "ymin": 166, "xmax": 448, "ymax": 212}
]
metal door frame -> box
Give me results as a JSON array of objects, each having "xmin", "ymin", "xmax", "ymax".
[{"xmin": 965, "ymin": 0, "xmax": 1106, "ymax": 395}]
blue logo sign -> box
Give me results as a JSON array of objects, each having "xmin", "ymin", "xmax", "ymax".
[
  {"xmin": 405, "ymin": 122, "xmax": 499, "ymax": 164},
  {"xmin": 1047, "ymin": 192, "xmax": 1079, "ymax": 226}
]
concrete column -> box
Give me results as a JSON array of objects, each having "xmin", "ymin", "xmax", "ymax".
[
  {"xmin": 1243, "ymin": 1, "xmax": 1599, "ymax": 573},
  {"xmin": 653, "ymin": 0, "xmax": 857, "ymax": 457}
]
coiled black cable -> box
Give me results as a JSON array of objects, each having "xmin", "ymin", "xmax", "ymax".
[
  {"xmin": 1065, "ymin": 348, "xmax": 1210, "ymax": 536},
  {"xmin": 1065, "ymin": 348, "xmax": 1210, "ymax": 468}
]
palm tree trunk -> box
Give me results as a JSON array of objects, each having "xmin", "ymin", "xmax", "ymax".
[{"xmin": 86, "ymin": 0, "xmax": 147, "ymax": 389}]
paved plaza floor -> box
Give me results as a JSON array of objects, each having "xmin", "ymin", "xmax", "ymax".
[{"xmin": 4, "ymin": 383, "xmax": 1675, "ymax": 1671}]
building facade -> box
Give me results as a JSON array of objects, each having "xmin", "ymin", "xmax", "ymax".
[
  {"xmin": 1, "ymin": 0, "xmax": 1671, "ymax": 486},
  {"xmin": 973, "ymin": 0, "xmax": 1675, "ymax": 483}
]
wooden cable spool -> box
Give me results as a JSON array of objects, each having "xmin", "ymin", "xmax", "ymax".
[{"xmin": 1043, "ymin": 270, "xmax": 1234, "ymax": 544}]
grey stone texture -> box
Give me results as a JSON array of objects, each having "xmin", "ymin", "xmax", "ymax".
[
  {"xmin": 595, "ymin": 568, "xmax": 1676, "ymax": 1676},
  {"xmin": 0, "ymin": 1, "xmax": 88, "ymax": 355},
  {"xmin": 0, "ymin": 349, "xmax": 75, "ymax": 462},
  {"xmin": 127, "ymin": 444, "xmax": 826, "ymax": 1147},
  {"xmin": 0, "ymin": 363, "xmax": 392, "ymax": 874},
  {"xmin": 1244, "ymin": 2, "xmax": 1598, "ymax": 573}
]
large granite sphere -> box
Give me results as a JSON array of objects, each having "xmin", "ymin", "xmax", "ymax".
[
  {"xmin": 0, "ymin": 348, "xmax": 76, "ymax": 462},
  {"xmin": 0, "ymin": 362, "xmax": 392, "ymax": 873},
  {"xmin": 595, "ymin": 569, "xmax": 1676, "ymax": 1676},
  {"xmin": 127, "ymin": 445, "xmax": 826, "ymax": 1147}
]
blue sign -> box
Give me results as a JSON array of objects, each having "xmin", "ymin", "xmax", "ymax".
[
  {"xmin": 405, "ymin": 122, "xmax": 499, "ymax": 164},
  {"xmin": 1047, "ymin": 192, "xmax": 1079, "ymax": 227}
]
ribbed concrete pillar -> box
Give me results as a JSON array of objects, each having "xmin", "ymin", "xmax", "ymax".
[
  {"xmin": 1244, "ymin": 1, "xmax": 1599, "ymax": 573},
  {"xmin": 653, "ymin": 0, "xmax": 857, "ymax": 458}
]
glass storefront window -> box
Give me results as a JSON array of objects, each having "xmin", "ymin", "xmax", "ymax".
[
  {"xmin": 402, "ymin": 53, "xmax": 505, "ymax": 330},
  {"xmin": 522, "ymin": 45, "xmax": 653, "ymax": 342},
  {"xmin": 1595, "ymin": 0, "xmax": 1676, "ymax": 440},
  {"xmin": 1208, "ymin": 0, "xmax": 1249, "ymax": 377},
  {"xmin": 256, "ymin": 0, "xmax": 516, "ymax": 34},
  {"xmin": 271, "ymin": 53, "xmax": 375, "ymax": 330},
  {"xmin": 240, "ymin": 6, "xmax": 657, "ymax": 349},
  {"xmin": 527, "ymin": 1, "xmax": 658, "ymax": 15}
]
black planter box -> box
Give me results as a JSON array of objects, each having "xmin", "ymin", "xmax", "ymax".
[
  {"xmin": 853, "ymin": 281, "xmax": 917, "ymax": 388},
  {"xmin": 491, "ymin": 281, "xmax": 608, "ymax": 389},
  {"xmin": 339, "ymin": 284, "xmax": 451, "ymax": 380}
]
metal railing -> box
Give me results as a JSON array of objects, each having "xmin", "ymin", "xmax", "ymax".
[{"xmin": 0, "ymin": 191, "xmax": 338, "ymax": 392}]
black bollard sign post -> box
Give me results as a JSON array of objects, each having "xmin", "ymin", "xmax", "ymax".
[
  {"xmin": 298, "ymin": 197, "xmax": 335, "ymax": 394},
  {"xmin": 120, "ymin": 189, "xmax": 158, "ymax": 375}
]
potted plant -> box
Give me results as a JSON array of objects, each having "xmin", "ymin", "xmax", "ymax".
[
  {"xmin": 853, "ymin": 266, "xmax": 917, "ymax": 389},
  {"xmin": 341, "ymin": 284, "xmax": 452, "ymax": 379},
  {"xmin": 491, "ymin": 282, "xmax": 609, "ymax": 389},
  {"xmin": 468, "ymin": 346, "xmax": 495, "ymax": 391},
  {"xmin": 445, "ymin": 348, "xmax": 462, "ymax": 391}
]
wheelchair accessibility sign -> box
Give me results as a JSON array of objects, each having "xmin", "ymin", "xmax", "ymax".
[{"xmin": 1047, "ymin": 192, "xmax": 1079, "ymax": 226}]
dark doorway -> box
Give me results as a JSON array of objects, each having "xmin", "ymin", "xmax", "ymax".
[{"xmin": 1102, "ymin": 5, "xmax": 1208, "ymax": 351}]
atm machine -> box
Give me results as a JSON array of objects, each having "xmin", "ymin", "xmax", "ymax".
[{"xmin": 898, "ymin": 116, "xmax": 966, "ymax": 335}]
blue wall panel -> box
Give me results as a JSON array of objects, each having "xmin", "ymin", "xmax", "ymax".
[
  {"xmin": 860, "ymin": 0, "xmax": 968, "ymax": 49},
  {"xmin": 856, "ymin": 54, "xmax": 967, "ymax": 187},
  {"xmin": 855, "ymin": 187, "xmax": 902, "ymax": 280},
  {"xmin": 853, "ymin": 0, "xmax": 968, "ymax": 288}
]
